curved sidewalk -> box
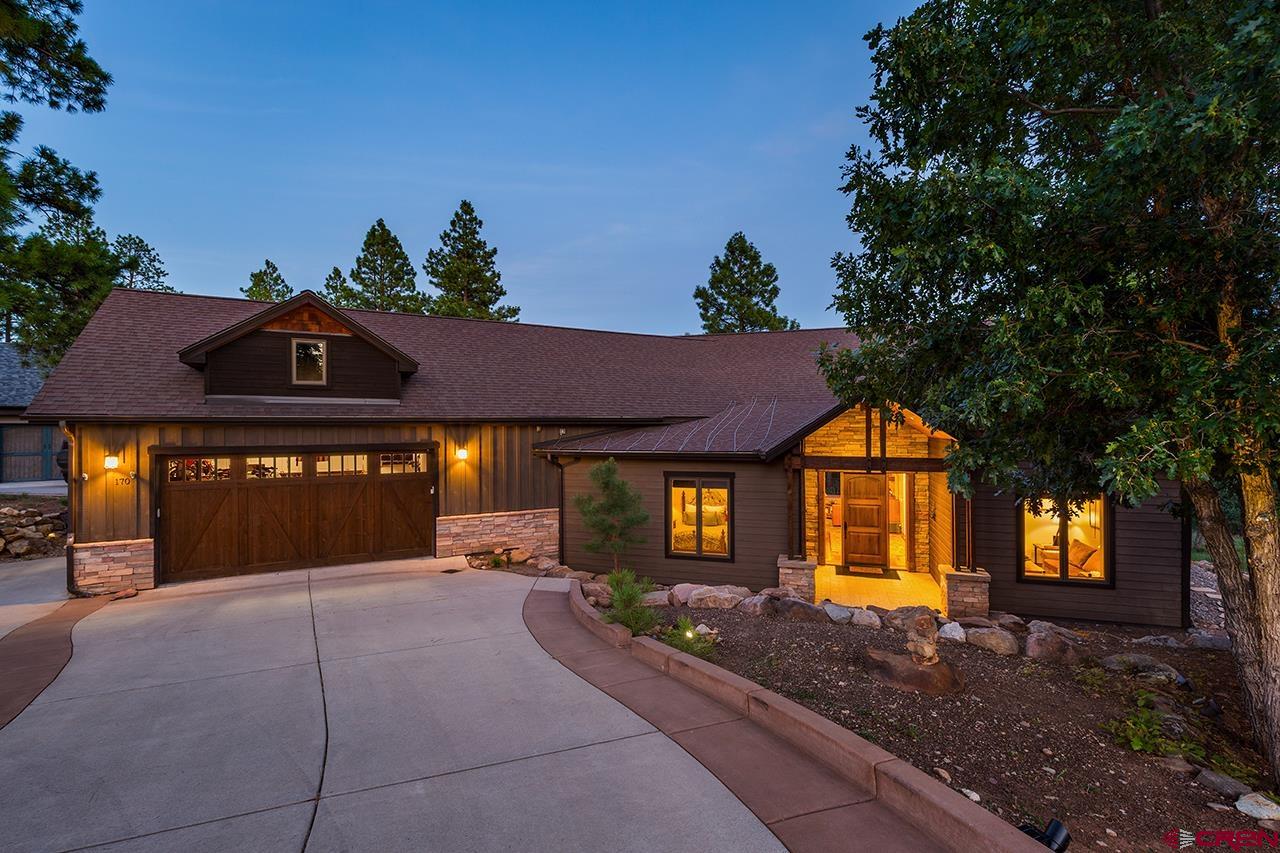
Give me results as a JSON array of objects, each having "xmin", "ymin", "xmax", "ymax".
[{"xmin": 523, "ymin": 587, "xmax": 942, "ymax": 853}]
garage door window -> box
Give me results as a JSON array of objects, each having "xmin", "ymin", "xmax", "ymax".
[
  {"xmin": 166, "ymin": 457, "xmax": 232, "ymax": 482},
  {"xmin": 246, "ymin": 455, "xmax": 305, "ymax": 479},
  {"xmin": 380, "ymin": 452, "xmax": 428, "ymax": 475},
  {"xmin": 315, "ymin": 454, "xmax": 368, "ymax": 477}
]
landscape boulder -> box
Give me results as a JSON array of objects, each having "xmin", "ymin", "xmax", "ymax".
[
  {"xmin": 5, "ymin": 538, "xmax": 34, "ymax": 557},
  {"xmin": 1236, "ymin": 793, "xmax": 1280, "ymax": 821},
  {"xmin": 1100, "ymin": 653, "xmax": 1181, "ymax": 685},
  {"xmin": 688, "ymin": 586, "xmax": 744, "ymax": 609},
  {"xmin": 566, "ymin": 571, "xmax": 596, "ymax": 583},
  {"xmin": 847, "ymin": 607, "xmax": 882, "ymax": 629},
  {"xmin": 669, "ymin": 583, "xmax": 705, "ymax": 605},
  {"xmin": 640, "ymin": 590, "xmax": 670, "ymax": 607},
  {"xmin": 957, "ymin": 616, "xmax": 995, "ymax": 629},
  {"xmin": 758, "ymin": 586, "xmax": 802, "ymax": 600},
  {"xmin": 581, "ymin": 582, "xmax": 612, "ymax": 607},
  {"xmin": 938, "ymin": 621, "xmax": 967, "ymax": 643},
  {"xmin": 1195, "ymin": 769, "xmax": 1252, "ymax": 800},
  {"xmin": 965, "ymin": 627, "xmax": 1020, "ymax": 656},
  {"xmin": 993, "ymin": 613, "xmax": 1028, "ymax": 634},
  {"xmin": 1027, "ymin": 620, "xmax": 1081, "ymax": 640},
  {"xmin": 822, "ymin": 602, "xmax": 854, "ymax": 624},
  {"xmin": 1186, "ymin": 629, "xmax": 1232, "ymax": 651},
  {"xmin": 865, "ymin": 648, "xmax": 963, "ymax": 696},
  {"xmin": 883, "ymin": 605, "xmax": 938, "ymax": 632},
  {"xmin": 775, "ymin": 597, "xmax": 830, "ymax": 622},
  {"xmin": 1132, "ymin": 634, "xmax": 1183, "ymax": 648},
  {"xmin": 738, "ymin": 594, "xmax": 776, "ymax": 617},
  {"xmin": 1025, "ymin": 629, "xmax": 1084, "ymax": 665},
  {"xmin": 508, "ymin": 548, "xmax": 533, "ymax": 564}
]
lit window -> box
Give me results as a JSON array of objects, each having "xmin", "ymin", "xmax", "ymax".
[
  {"xmin": 315, "ymin": 454, "xmax": 368, "ymax": 477},
  {"xmin": 667, "ymin": 474, "xmax": 732, "ymax": 559},
  {"xmin": 166, "ymin": 457, "xmax": 231, "ymax": 482},
  {"xmin": 379, "ymin": 452, "xmax": 428, "ymax": 475},
  {"xmin": 1020, "ymin": 496, "xmax": 1108, "ymax": 583},
  {"xmin": 292, "ymin": 338, "xmax": 326, "ymax": 384},
  {"xmin": 246, "ymin": 455, "xmax": 304, "ymax": 479}
]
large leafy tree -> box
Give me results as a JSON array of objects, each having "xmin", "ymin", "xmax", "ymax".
[
  {"xmin": 112, "ymin": 233, "xmax": 172, "ymax": 291},
  {"xmin": 327, "ymin": 218, "xmax": 425, "ymax": 312},
  {"xmin": 423, "ymin": 200, "xmax": 519, "ymax": 321},
  {"xmin": 241, "ymin": 259, "xmax": 292, "ymax": 301},
  {"xmin": 694, "ymin": 231, "xmax": 798, "ymax": 333},
  {"xmin": 0, "ymin": 1, "xmax": 112, "ymax": 363},
  {"xmin": 821, "ymin": 0, "xmax": 1280, "ymax": 781}
]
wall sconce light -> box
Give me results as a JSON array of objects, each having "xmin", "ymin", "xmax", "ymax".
[
  {"xmin": 1088, "ymin": 502, "xmax": 1099, "ymax": 529},
  {"xmin": 104, "ymin": 454, "xmax": 120, "ymax": 471},
  {"xmin": 455, "ymin": 447, "xmax": 469, "ymax": 460}
]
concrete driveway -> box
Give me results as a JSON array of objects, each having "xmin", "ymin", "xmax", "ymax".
[
  {"xmin": 0, "ymin": 556, "xmax": 69, "ymax": 639},
  {"xmin": 0, "ymin": 559, "xmax": 782, "ymax": 853}
]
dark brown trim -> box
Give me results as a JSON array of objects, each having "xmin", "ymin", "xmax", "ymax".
[
  {"xmin": 1014, "ymin": 495, "xmax": 1117, "ymax": 589},
  {"xmin": 1180, "ymin": 486, "xmax": 1193, "ymax": 629},
  {"xmin": 663, "ymin": 471, "xmax": 735, "ymax": 563},
  {"xmin": 801, "ymin": 455, "xmax": 945, "ymax": 472},
  {"xmin": 177, "ymin": 290, "xmax": 419, "ymax": 374},
  {"xmin": 149, "ymin": 440, "xmax": 440, "ymax": 457}
]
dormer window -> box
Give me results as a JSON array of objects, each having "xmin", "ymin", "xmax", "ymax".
[{"xmin": 292, "ymin": 338, "xmax": 326, "ymax": 385}]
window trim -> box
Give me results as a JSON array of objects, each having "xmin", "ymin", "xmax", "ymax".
[
  {"xmin": 1015, "ymin": 495, "xmax": 1116, "ymax": 588},
  {"xmin": 291, "ymin": 337, "xmax": 328, "ymax": 386},
  {"xmin": 663, "ymin": 471, "xmax": 735, "ymax": 562}
]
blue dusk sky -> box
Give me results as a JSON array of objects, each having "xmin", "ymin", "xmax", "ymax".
[{"xmin": 20, "ymin": 1, "xmax": 916, "ymax": 334}]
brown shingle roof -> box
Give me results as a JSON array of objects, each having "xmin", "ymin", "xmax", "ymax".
[{"xmin": 26, "ymin": 289, "xmax": 857, "ymax": 456}]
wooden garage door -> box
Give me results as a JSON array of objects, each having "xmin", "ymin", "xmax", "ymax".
[{"xmin": 159, "ymin": 449, "xmax": 435, "ymax": 582}]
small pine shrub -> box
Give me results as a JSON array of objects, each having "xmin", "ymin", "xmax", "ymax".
[
  {"xmin": 604, "ymin": 568, "xmax": 658, "ymax": 634},
  {"xmin": 661, "ymin": 615, "xmax": 716, "ymax": 659}
]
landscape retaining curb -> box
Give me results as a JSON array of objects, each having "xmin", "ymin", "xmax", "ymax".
[{"xmin": 566, "ymin": 581, "xmax": 1042, "ymax": 853}]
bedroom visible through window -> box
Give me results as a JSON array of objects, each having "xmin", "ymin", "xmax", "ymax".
[
  {"xmin": 1019, "ymin": 496, "xmax": 1108, "ymax": 583},
  {"xmin": 292, "ymin": 338, "xmax": 326, "ymax": 385},
  {"xmin": 667, "ymin": 474, "xmax": 732, "ymax": 560}
]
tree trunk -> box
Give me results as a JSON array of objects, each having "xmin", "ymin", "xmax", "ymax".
[{"xmin": 1186, "ymin": 476, "xmax": 1280, "ymax": 785}]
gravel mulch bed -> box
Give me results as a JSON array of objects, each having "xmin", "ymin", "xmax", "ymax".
[
  {"xmin": 656, "ymin": 607, "xmax": 1268, "ymax": 852},
  {"xmin": 1190, "ymin": 560, "xmax": 1225, "ymax": 629}
]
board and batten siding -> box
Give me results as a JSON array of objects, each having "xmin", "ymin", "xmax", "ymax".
[
  {"xmin": 561, "ymin": 457, "xmax": 788, "ymax": 591},
  {"xmin": 961, "ymin": 480, "xmax": 1188, "ymax": 628},
  {"xmin": 205, "ymin": 330, "xmax": 401, "ymax": 399},
  {"xmin": 69, "ymin": 421, "xmax": 596, "ymax": 544}
]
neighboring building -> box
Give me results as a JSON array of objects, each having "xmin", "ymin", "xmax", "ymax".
[
  {"xmin": 25, "ymin": 289, "xmax": 1188, "ymax": 625},
  {"xmin": 0, "ymin": 341, "xmax": 59, "ymax": 482}
]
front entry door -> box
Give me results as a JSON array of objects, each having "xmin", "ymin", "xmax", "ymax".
[{"xmin": 843, "ymin": 473, "xmax": 887, "ymax": 567}]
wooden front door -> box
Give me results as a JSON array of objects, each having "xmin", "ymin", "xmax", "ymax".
[
  {"xmin": 843, "ymin": 473, "xmax": 887, "ymax": 567},
  {"xmin": 159, "ymin": 450, "xmax": 435, "ymax": 582}
]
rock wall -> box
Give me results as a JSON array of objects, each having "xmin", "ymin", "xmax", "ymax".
[
  {"xmin": 70, "ymin": 537, "xmax": 155, "ymax": 594},
  {"xmin": 1, "ymin": 505, "xmax": 67, "ymax": 558},
  {"xmin": 435, "ymin": 508, "xmax": 559, "ymax": 559}
]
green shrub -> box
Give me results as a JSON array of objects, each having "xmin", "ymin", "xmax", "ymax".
[
  {"xmin": 1103, "ymin": 692, "xmax": 1205, "ymax": 759},
  {"xmin": 603, "ymin": 568, "xmax": 658, "ymax": 634},
  {"xmin": 489, "ymin": 554, "xmax": 504, "ymax": 568},
  {"xmin": 661, "ymin": 615, "xmax": 716, "ymax": 659}
]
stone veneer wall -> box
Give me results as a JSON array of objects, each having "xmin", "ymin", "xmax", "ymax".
[
  {"xmin": 70, "ymin": 537, "xmax": 155, "ymax": 595},
  {"xmin": 802, "ymin": 405, "xmax": 934, "ymax": 569},
  {"xmin": 939, "ymin": 566, "xmax": 991, "ymax": 618},
  {"xmin": 436, "ymin": 508, "xmax": 559, "ymax": 559},
  {"xmin": 777, "ymin": 556, "xmax": 817, "ymax": 603}
]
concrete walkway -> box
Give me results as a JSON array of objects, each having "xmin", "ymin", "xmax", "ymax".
[
  {"xmin": 0, "ymin": 555, "xmax": 69, "ymax": 639},
  {"xmin": 0, "ymin": 559, "xmax": 782, "ymax": 852}
]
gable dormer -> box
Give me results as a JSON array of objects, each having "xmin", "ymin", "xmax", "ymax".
[{"xmin": 178, "ymin": 291, "xmax": 418, "ymax": 401}]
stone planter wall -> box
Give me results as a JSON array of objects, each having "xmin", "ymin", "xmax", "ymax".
[
  {"xmin": 71, "ymin": 537, "xmax": 155, "ymax": 595},
  {"xmin": 939, "ymin": 566, "xmax": 990, "ymax": 618},
  {"xmin": 777, "ymin": 556, "xmax": 817, "ymax": 602},
  {"xmin": 436, "ymin": 508, "xmax": 559, "ymax": 559}
]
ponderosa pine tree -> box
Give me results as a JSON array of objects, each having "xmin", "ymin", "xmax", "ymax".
[
  {"xmin": 10, "ymin": 213, "xmax": 119, "ymax": 370},
  {"xmin": 820, "ymin": 0, "xmax": 1280, "ymax": 782},
  {"xmin": 0, "ymin": 1, "xmax": 112, "ymax": 362},
  {"xmin": 573, "ymin": 458, "xmax": 649, "ymax": 574},
  {"xmin": 694, "ymin": 232, "xmax": 798, "ymax": 333},
  {"xmin": 112, "ymin": 234, "xmax": 173, "ymax": 291},
  {"xmin": 423, "ymin": 200, "xmax": 519, "ymax": 321},
  {"xmin": 241, "ymin": 259, "xmax": 292, "ymax": 301},
  {"xmin": 330, "ymin": 219, "xmax": 425, "ymax": 312}
]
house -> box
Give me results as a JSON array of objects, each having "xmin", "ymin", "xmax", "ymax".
[
  {"xmin": 24, "ymin": 289, "xmax": 1189, "ymax": 625},
  {"xmin": 0, "ymin": 341, "xmax": 60, "ymax": 482}
]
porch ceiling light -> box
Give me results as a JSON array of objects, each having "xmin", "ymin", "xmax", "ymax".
[{"xmin": 103, "ymin": 454, "xmax": 120, "ymax": 471}]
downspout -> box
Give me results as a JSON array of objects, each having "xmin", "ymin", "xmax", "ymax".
[
  {"xmin": 547, "ymin": 454, "xmax": 581, "ymax": 563},
  {"xmin": 58, "ymin": 420, "xmax": 76, "ymax": 594}
]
